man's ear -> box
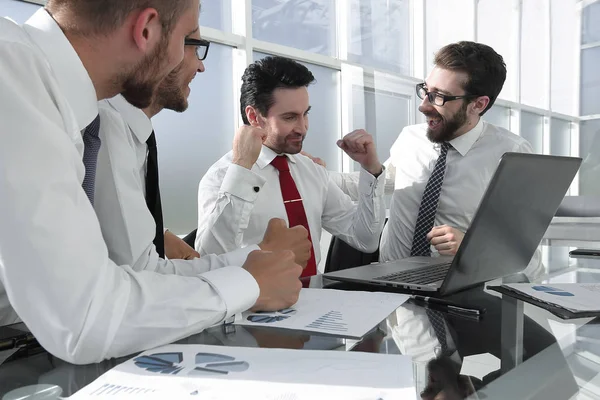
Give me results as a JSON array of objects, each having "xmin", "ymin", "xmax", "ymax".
[
  {"xmin": 245, "ymin": 105, "xmax": 264, "ymax": 128},
  {"xmin": 131, "ymin": 8, "xmax": 161, "ymax": 53},
  {"xmin": 470, "ymin": 96, "xmax": 490, "ymax": 116}
]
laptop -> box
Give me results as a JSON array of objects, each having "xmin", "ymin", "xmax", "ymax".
[{"xmin": 324, "ymin": 153, "xmax": 582, "ymax": 296}]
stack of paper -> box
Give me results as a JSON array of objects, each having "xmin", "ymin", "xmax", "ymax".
[
  {"xmin": 235, "ymin": 288, "xmax": 409, "ymax": 339},
  {"xmin": 71, "ymin": 344, "xmax": 416, "ymax": 399}
]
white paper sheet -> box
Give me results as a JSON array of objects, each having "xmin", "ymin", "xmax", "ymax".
[
  {"xmin": 70, "ymin": 344, "xmax": 416, "ymax": 400},
  {"xmin": 504, "ymin": 283, "xmax": 600, "ymax": 312},
  {"xmin": 234, "ymin": 288, "xmax": 409, "ymax": 339}
]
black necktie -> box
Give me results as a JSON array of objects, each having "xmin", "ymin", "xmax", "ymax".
[{"xmin": 145, "ymin": 131, "xmax": 165, "ymax": 258}]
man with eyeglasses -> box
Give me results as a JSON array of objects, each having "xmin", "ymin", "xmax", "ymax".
[
  {"xmin": 94, "ymin": 33, "xmax": 310, "ymax": 277},
  {"xmin": 94, "ymin": 33, "xmax": 210, "ymax": 266},
  {"xmin": 329, "ymin": 41, "xmax": 542, "ymax": 279}
]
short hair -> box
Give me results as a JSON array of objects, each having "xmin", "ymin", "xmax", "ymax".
[
  {"xmin": 45, "ymin": 0, "xmax": 194, "ymax": 36},
  {"xmin": 240, "ymin": 56, "xmax": 316, "ymax": 125},
  {"xmin": 434, "ymin": 41, "xmax": 506, "ymax": 116}
]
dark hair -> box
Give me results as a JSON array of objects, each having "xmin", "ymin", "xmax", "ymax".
[
  {"xmin": 434, "ymin": 41, "xmax": 506, "ymax": 116},
  {"xmin": 240, "ymin": 56, "xmax": 315, "ymax": 125},
  {"xmin": 46, "ymin": 0, "xmax": 194, "ymax": 36}
]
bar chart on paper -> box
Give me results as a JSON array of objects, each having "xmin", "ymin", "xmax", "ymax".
[
  {"xmin": 305, "ymin": 310, "xmax": 347, "ymax": 332},
  {"xmin": 89, "ymin": 384, "xmax": 157, "ymax": 396},
  {"xmin": 235, "ymin": 288, "xmax": 409, "ymax": 338}
]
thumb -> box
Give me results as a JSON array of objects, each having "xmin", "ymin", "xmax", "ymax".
[{"xmin": 267, "ymin": 217, "xmax": 287, "ymax": 231}]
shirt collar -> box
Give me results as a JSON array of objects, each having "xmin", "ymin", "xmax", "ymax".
[
  {"xmin": 255, "ymin": 145, "xmax": 298, "ymax": 169},
  {"xmin": 23, "ymin": 9, "xmax": 98, "ymax": 131},
  {"xmin": 447, "ymin": 118, "xmax": 485, "ymax": 156},
  {"xmin": 105, "ymin": 95, "xmax": 154, "ymax": 143}
]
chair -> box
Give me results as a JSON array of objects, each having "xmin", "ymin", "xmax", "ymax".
[
  {"xmin": 324, "ymin": 218, "xmax": 388, "ymax": 273},
  {"xmin": 323, "ymin": 236, "xmax": 380, "ymax": 273},
  {"xmin": 544, "ymin": 196, "xmax": 600, "ymax": 247},
  {"xmin": 183, "ymin": 229, "xmax": 197, "ymax": 248}
]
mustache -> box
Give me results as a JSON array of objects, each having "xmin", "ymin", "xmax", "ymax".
[{"xmin": 422, "ymin": 111, "xmax": 441, "ymax": 118}]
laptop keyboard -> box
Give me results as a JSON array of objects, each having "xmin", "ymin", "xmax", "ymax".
[{"xmin": 375, "ymin": 262, "xmax": 452, "ymax": 285}]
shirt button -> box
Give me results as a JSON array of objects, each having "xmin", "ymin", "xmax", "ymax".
[{"xmin": 253, "ymin": 186, "xmax": 260, "ymax": 193}]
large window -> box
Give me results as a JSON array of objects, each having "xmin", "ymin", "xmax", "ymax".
[
  {"xmin": 252, "ymin": 0, "xmax": 336, "ymax": 56},
  {"xmin": 550, "ymin": 0, "xmax": 578, "ymax": 115},
  {"xmin": 425, "ymin": 0, "xmax": 474, "ymax": 74},
  {"xmin": 200, "ymin": 0, "xmax": 233, "ymax": 32},
  {"xmin": 346, "ymin": 0, "xmax": 410, "ymax": 75},
  {"xmin": 580, "ymin": 119, "xmax": 600, "ymax": 196},
  {"xmin": 550, "ymin": 118, "xmax": 571, "ymax": 157},
  {"xmin": 483, "ymin": 105, "xmax": 511, "ymax": 131},
  {"xmin": 520, "ymin": 111, "xmax": 544, "ymax": 154},
  {"xmin": 521, "ymin": 0, "xmax": 550, "ymax": 109},
  {"xmin": 5, "ymin": 0, "xmax": 586, "ymax": 230},
  {"xmin": 580, "ymin": 46, "xmax": 600, "ymax": 117},
  {"xmin": 581, "ymin": 0, "xmax": 600, "ymax": 45},
  {"xmin": 477, "ymin": 0, "xmax": 518, "ymax": 102}
]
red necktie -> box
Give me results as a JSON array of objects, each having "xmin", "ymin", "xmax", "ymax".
[{"xmin": 271, "ymin": 155, "xmax": 317, "ymax": 277}]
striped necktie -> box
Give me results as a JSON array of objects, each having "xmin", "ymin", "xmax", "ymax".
[
  {"xmin": 410, "ymin": 142, "xmax": 451, "ymax": 256},
  {"xmin": 81, "ymin": 115, "xmax": 101, "ymax": 205}
]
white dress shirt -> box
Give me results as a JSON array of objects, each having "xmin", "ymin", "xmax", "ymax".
[
  {"xmin": 0, "ymin": 9, "xmax": 259, "ymax": 364},
  {"xmin": 95, "ymin": 95, "xmax": 257, "ymax": 275},
  {"xmin": 195, "ymin": 146, "xmax": 386, "ymax": 269},
  {"xmin": 331, "ymin": 119, "xmax": 543, "ymax": 278}
]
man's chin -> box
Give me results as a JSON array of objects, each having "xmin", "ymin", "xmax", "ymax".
[{"xmin": 426, "ymin": 125, "xmax": 455, "ymax": 144}]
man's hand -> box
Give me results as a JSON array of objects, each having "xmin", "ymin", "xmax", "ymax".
[
  {"xmin": 232, "ymin": 125, "xmax": 267, "ymax": 170},
  {"xmin": 164, "ymin": 230, "xmax": 200, "ymax": 260},
  {"xmin": 336, "ymin": 129, "xmax": 382, "ymax": 176},
  {"xmin": 243, "ymin": 250, "xmax": 303, "ymax": 311},
  {"xmin": 427, "ymin": 225, "xmax": 465, "ymax": 256},
  {"xmin": 300, "ymin": 150, "xmax": 327, "ymax": 168},
  {"xmin": 258, "ymin": 218, "xmax": 311, "ymax": 267}
]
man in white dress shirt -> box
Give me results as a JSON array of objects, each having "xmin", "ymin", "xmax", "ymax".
[
  {"xmin": 0, "ymin": 0, "xmax": 302, "ymax": 364},
  {"xmin": 195, "ymin": 55, "xmax": 387, "ymax": 276},
  {"xmin": 329, "ymin": 41, "xmax": 541, "ymax": 277},
  {"xmin": 95, "ymin": 30, "xmax": 310, "ymax": 275}
]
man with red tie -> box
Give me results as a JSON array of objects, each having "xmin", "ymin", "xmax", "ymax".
[{"xmin": 195, "ymin": 55, "xmax": 386, "ymax": 276}]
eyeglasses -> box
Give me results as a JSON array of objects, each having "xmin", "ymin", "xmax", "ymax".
[
  {"xmin": 416, "ymin": 83, "xmax": 479, "ymax": 106},
  {"xmin": 184, "ymin": 38, "xmax": 210, "ymax": 61}
]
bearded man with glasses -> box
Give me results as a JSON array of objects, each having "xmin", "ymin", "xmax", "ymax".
[{"xmin": 329, "ymin": 41, "xmax": 542, "ymax": 281}]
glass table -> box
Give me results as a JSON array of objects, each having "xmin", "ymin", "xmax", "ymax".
[{"xmin": 1, "ymin": 245, "xmax": 600, "ymax": 399}]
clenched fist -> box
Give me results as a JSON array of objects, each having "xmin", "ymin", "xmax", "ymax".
[
  {"xmin": 336, "ymin": 129, "xmax": 383, "ymax": 176},
  {"xmin": 259, "ymin": 218, "xmax": 312, "ymax": 267},
  {"xmin": 427, "ymin": 225, "xmax": 465, "ymax": 256},
  {"xmin": 232, "ymin": 125, "xmax": 267, "ymax": 170},
  {"xmin": 243, "ymin": 249, "xmax": 303, "ymax": 311}
]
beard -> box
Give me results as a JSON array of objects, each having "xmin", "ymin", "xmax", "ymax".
[
  {"xmin": 120, "ymin": 35, "xmax": 170, "ymax": 109},
  {"xmin": 154, "ymin": 63, "xmax": 188, "ymax": 113},
  {"xmin": 424, "ymin": 101, "xmax": 469, "ymax": 143}
]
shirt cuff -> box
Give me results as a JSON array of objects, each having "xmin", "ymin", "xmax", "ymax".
[
  {"xmin": 199, "ymin": 266, "xmax": 259, "ymax": 320},
  {"xmin": 220, "ymin": 164, "xmax": 266, "ymax": 202},
  {"xmin": 358, "ymin": 166, "xmax": 386, "ymax": 196},
  {"xmin": 216, "ymin": 245, "xmax": 260, "ymax": 267}
]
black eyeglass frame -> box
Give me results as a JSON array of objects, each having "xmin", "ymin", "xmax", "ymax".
[
  {"xmin": 416, "ymin": 83, "xmax": 480, "ymax": 106},
  {"xmin": 184, "ymin": 38, "xmax": 210, "ymax": 61}
]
